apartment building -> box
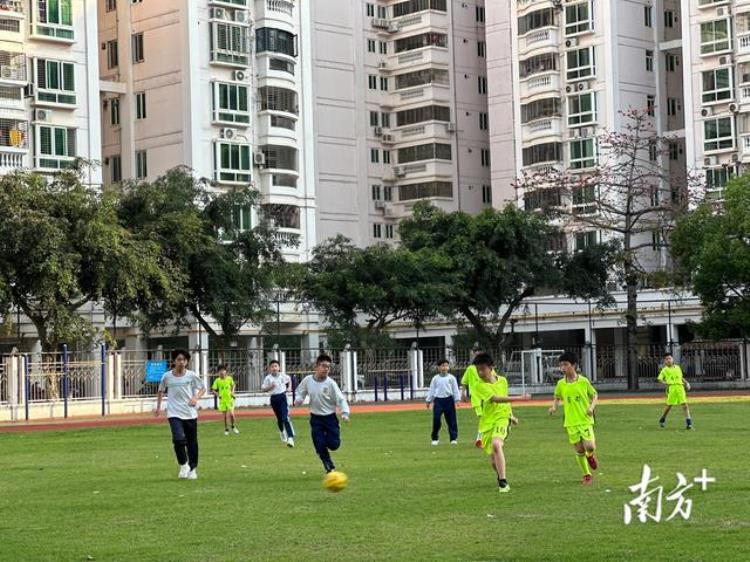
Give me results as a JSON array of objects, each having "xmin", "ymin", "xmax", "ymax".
[
  {"xmin": 0, "ymin": 0, "xmax": 101, "ymax": 184},
  {"xmin": 310, "ymin": 0, "xmax": 492, "ymax": 247}
]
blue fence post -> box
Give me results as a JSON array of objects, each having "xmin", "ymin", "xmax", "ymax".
[
  {"xmin": 100, "ymin": 344, "xmax": 107, "ymax": 417},
  {"xmin": 409, "ymin": 372, "xmax": 414, "ymax": 400},
  {"xmin": 24, "ymin": 354, "xmax": 30, "ymax": 421},
  {"xmin": 62, "ymin": 344, "xmax": 69, "ymax": 419},
  {"xmin": 292, "ymin": 374, "xmax": 298, "ymax": 403},
  {"xmin": 383, "ymin": 375, "xmax": 388, "ymax": 401},
  {"xmin": 374, "ymin": 376, "xmax": 379, "ymax": 402},
  {"xmin": 399, "ymin": 374, "xmax": 405, "ymax": 401}
]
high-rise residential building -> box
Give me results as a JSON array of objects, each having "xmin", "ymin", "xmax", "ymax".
[
  {"xmin": 487, "ymin": 0, "xmax": 685, "ymax": 270},
  {"xmin": 0, "ymin": 0, "xmax": 101, "ymax": 184},
  {"xmin": 310, "ymin": 0, "xmax": 492, "ymax": 247},
  {"xmin": 97, "ymin": 0, "xmax": 315, "ymax": 263}
]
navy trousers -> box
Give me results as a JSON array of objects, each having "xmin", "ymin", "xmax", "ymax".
[
  {"xmin": 310, "ymin": 413, "xmax": 341, "ymax": 471},
  {"xmin": 431, "ymin": 397, "xmax": 458, "ymax": 441},
  {"xmin": 270, "ymin": 393, "xmax": 295, "ymax": 437},
  {"xmin": 168, "ymin": 417, "xmax": 199, "ymax": 469}
]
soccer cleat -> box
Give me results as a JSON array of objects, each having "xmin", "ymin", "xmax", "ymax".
[
  {"xmin": 659, "ymin": 417, "xmax": 666, "ymax": 428},
  {"xmin": 450, "ymin": 440, "xmax": 458, "ymax": 445},
  {"xmin": 178, "ymin": 463, "xmax": 190, "ymax": 479},
  {"xmin": 324, "ymin": 461, "xmax": 335, "ymax": 473},
  {"xmin": 582, "ymin": 474, "xmax": 593, "ymax": 486},
  {"xmin": 224, "ymin": 429, "xmax": 229, "ymax": 436},
  {"xmin": 431, "ymin": 440, "xmax": 439, "ymax": 446},
  {"xmin": 232, "ymin": 427, "xmax": 240, "ymax": 435},
  {"xmin": 474, "ymin": 439, "xmax": 483, "ymax": 449},
  {"xmin": 686, "ymin": 424, "xmax": 693, "ymax": 430},
  {"xmin": 187, "ymin": 469, "xmax": 198, "ymax": 480},
  {"xmin": 280, "ymin": 431, "xmax": 287, "ymax": 443},
  {"xmin": 586, "ymin": 454, "xmax": 598, "ymax": 471},
  {"xmin": 286, "ymin": 437, "xmax": 295, "ymax": 448},
  {"xmin": 498, "ymin": 485, "xmax": 511, "ymax": 494}
]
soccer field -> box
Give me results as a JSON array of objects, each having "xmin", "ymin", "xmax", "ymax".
[{"xmin": 0, "ymin": 402, "xmax": 747, "ymax": 562}]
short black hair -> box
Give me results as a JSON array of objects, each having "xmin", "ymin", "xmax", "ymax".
[
  {"xmin": 437, "ymin": 358, "xmax": 449, "ymax": 366},
  {"xmin": 215, "ymin": 364, "xmax": 227, "ymax": 372},
  {"xmin": 559, "ymin": 351, "xmax": 578, "ymax": 365},
  {"xmin": 473, "ymin": 353, "xmax": 494, "ymax": 367},
  {"xmin": 172, "ymin": 349, "xmax": 190, "ymax": 362},
  {"xmin": 316, "ymin": 353, "xmax": 332, "ymax": 365},
  {"xmin": 664, "ymin": 352, "xmax": 673, "ymax": 358},
  {"xmin": 269, "ymin": 359, "xmax": 280, "ymax": 367}
]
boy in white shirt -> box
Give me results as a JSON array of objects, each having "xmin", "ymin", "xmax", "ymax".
[
  {"xmin": 261, "ymin": 359, "xmax": 295, "ymax": 447},
  {"xmin": 425, "ymin": 359, "xmax": 461, "ymax": 446}
]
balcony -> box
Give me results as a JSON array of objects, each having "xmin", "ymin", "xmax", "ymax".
[
  {"xmin": 0, "ymin": 0, "xmax": 24, "ymax": 18},
  {"xmin": 257, "ymin": 112, "xmax": 298, "ymax": 142},
  {"xmin": 259, "ymin": 169, "xmax": 299, "ymax": 193},
  {"xmin": 392, "ymin": 160, "xmax": 453, "ymax": 181},
  {"xmin": 255, "ymin": 0, "xmax": 295, "ymax": 23},
  {"xmin": 0, "ymin": 117, "xmax": 27, "ymax": 173},
  {"xmin": 740, "ymin": 134, "xmax": 750, "ymax": 161},
  {"xmin": 390, "ymin": 46, "xmax": 449, "ymax": 69},
  {"xmin": 519, "ymin": 72, "xmax": 560, "ymax": 99},
  {"xmin": 394, "ymin": 121, "xmax": 452, "ymax": 142},
  {"xmin": 519, "ymin": 27, "xmax": 559, "ymax": 55},
  {"xmin": 392, "ymin": 9, "xmax": 448, "ymax": 33},
  {"xmin": 522, "ymin": 117, "xmax": 563, "ymax": 142},
  {"xmin": 387, "ymin": 82, "xmax": 451, "ymax": 108},
  {"xmin": 738, "ymin": 31, "xmax": 750, "ymax": 57},
  {"xmin": 0, "ymin": 51, "xmax": 26, "ymax": 84}
]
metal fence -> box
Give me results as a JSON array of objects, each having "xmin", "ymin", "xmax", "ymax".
[{"xmin": 0, "ymin": 360, "xmax": 6, "ymax": 404}]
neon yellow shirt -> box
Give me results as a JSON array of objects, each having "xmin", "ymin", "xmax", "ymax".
[
  {"xmin": 212, "ymin": 376, "xmax": 235, "ymax": 399},
  {"xmin": 658, "ymin": 365, "xmax": 684, "ymax": 386},
  {"xmin": 461, "ymin": 365, "xmax": 497, "ymax": 409},
  {"xmin": 474, "ymin": 376, "xmax": 512, "ymax": 433},
  {"xmin": 554, "ymin": 375, "xmax": 596, "ymax": 427}
]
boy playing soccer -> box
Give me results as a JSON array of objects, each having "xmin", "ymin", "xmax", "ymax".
[
  {"xmin": 472, "ymin": 353, "xmax": 529, "ymax": 493},
  {"xmin": 261, "ymin": 359, "xmax": 295, "ymax": 447},
  {"xmin": 658, "ymin": 352, "xmax": 692, "ymax": 429},
  {"xmin": 211, "ymin": 364, "xmax": 238, "ymax": 436},
  {"xmin": 425, "ymin": 359, "xmax": 461, "ymax": 446},
  {"xmin": 460, "ymin": 347, "xmax": 487, "ymax": 448},
  {"xmin": 155, "ymin": 349, "xmax": 206, "ymax": 480},
  {"xmin": 548, "ymin": 351, "xmax": 599, "ymax": 486},
  {"xmin": 294, "ymin": 354, "xmax": 350, "ymax": 473}
]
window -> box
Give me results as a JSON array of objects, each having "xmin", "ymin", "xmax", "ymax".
[
  {"xmin": 397, "ymin": 143, "xmax": 452, "ymax": 163},
  {"xmin": 263, "ymin": 204, "xmax": 300, "ymax": 229},
  {"xmin": 135, "ymin": 150, "xmax": 147, "ymax": 179},
  {"xmin": 394, "ymin": 32, "xmax": 447, "ymax": 52},
  {"xmin": 269, "ymin": 58, "xmax": 294, "ymax": 75},
  {"xmin": 395, "ymin": 68, "xmax": 449, "ymax": 89},
  {"xmin": 35, "ymin": 59, "xmax": 76, "ymax": 105},
  {"xmin": 110, "ymin": 98, "xmax": 120, "ymax": 126},
  {"xmin": 135, "ymin": 91, "xmax": 146, "ymax": 119},
  {"xmin": 384, "ymin": 185, "xmax": 393, "ymax": 201},
  {"xmin": 396, "ymin": 105, "xmax": 450, "ymax": 126},
  {"xmin": 522, "ymin": 142, "xmax": 562, "ymax": 166},
  {"xmin": 368, "ymin": 75, "xmax": 377, "ymax": 89},
  {"xmin": 568, "ymin": 92, "xmax": 596, "ymax": 126},
  {"xmin": 703, "ymin": 117, "xmax": 734, "ymax": 152},
  {"xmin": 385, "ymin": 224, "xmax": 394, "ymax": 239},
  {"xmin": 106, "ymin": 0, "xmax": 117, "ymax": 11},
  {"xmin": 214, "ymin": 82, "xmax": 250, "ymax": 124},
  {"xmin": 368, "ymin": 39, "xmax": 376, "ymax": 53},
  {"xmin": 373, "ymin": 223, "xmax": 382, "ymax": 238},
  {"xmin": 366, "ymin": 3, "xmax": 374, "ymax": 17},
  {"xmin": 646, "ymin": 50, "xmax": 653, "ymax": 72},
  {"xmin": 482, "ymin": 184, "xmax": 492, "ymax": 205},
  {"xmin": 702, "ymin": 67, "xmax": 733, "ymax": 103},
  {"xmin": 371, "ymin": 148, "xmax": 379, "ymax": 163},
  {"xmin": 399, "ymin": 181, "xmax": 452, "ymax": 201},
  {"xmin": 476, "ymin": 6, "xmax": 485, "ymax": 23},
  {"xmin": 575, "ymin": 231, "xmax": 597, "ymax": 250},
  {"xmin": 380, "ymin": 77, "xmax": 389, "ymax": 91},
  {"xmin": 647, "ymin": 95, "xmax": 655, "ymax": 117},
  {"xmin": 668, "ymin": 142, "xmax": 679, "ymax": 161},
  {"xmin": 700, "ymin": 20, "xmax": 731, "ymax": 55},
  {"xmin": 393, "ymin": 0, "xmax": 447, "ymax": 18},
  {"xmin": 479, "ymin": 112, "xmax": 489, "ymax": 130},
  {"xmin": 644, "ymin": 5, "xmax": 652, "ymax": 28},
  {"xmin": 256, "ymin": 28, "xmax": 297, "ymax": 57},
  {"xmin": 572, "ymin": 185, "xmax": 596, "ymax": 215},
  {"xmin": 477, "ymin": 41, "xmax": 486, "ymax": 58},
  {"xmin": 481, "ymin": 148, "xmax": 490, "ymax": 167},
  {"xmin": 565, "ymin": 1, "xmax": 593, "ymax": 36},
  {"xmin": 649, "ymin": 141, "xmax": 658, "ymax": 162},
  {"xmin": 211, "ymin": 22, "xmax": 251, "ymax": 66},
  {"xmin": 524, "ymin": 188, "xmax": 561, "ymax": 211},
  {"xmin": 230, "ymin": 205, "xmax": 252, "ymax": 233},
  {"xmin": 258, "ymin": 86, "xmax": 298, "ymax": 114},
  {"xmin": 106, "ymin": 40, "xmax": 119, "ymax": 69},
  {"xmin": 478, "ymin": 76, "xmax": 487, "ymax": 94},
  {"xmin": 517, "ymin": 8, "xmax": 554, "ymax": 35},
  {"xmin": 521, "ymin": 98, "xmax": 560, "ymax": 123},
  {"xmin": 214, "ymin": 142, "xmax": 251, "ymax": 184},
  {"xmin": 381, "ymin": 113, "xmax": 390, "ymax": 127},
  {"xmin": 379, "ymin": 41, "xmax": 388, "ymax": 55},
  {"xmin": 372, "ymin": 184, "xmax": 382, "ymax": 200},
  {"xmin": 705, "ymin": 166, "xmax": 733, "ymax": 191},
  {"xmin": 36, "ymin": 125, "xmax": 76, "ymax": 170},
  {"xmin": 377, "ymin": 5, "xmax": 387, "ymax": 18},
  {"xmin": 261, "ymin": 145, "xmax": 297, "ymax": 171},
  {"xmin": 664, "ymin": 10, "xmax": 674, "ymax": 28},
  {"xmin": 383, "ymin": 150, "xmax": 391, "ymax": 164},
  {"xmin": 651, "ymin": 231, "xmax": 662, "ymax": 251},
  {"xmin": 569, "ymin": 139, "xmax": 596, "ymax": 169},
  {"xmin": 667, "ymin": 98, "xmax": 678, "ymax": 117},
  {"xmin": 110, "ymin": 154, "xmax": 122, "ymax": 183},
  {"xmin": 0, "ymin": 18, "xmax": 21, "ymax": 33},
  {"xmin": 35, "ymin": 0, "xmax": 74, "ymax": 40},
  {"xmin": 519, "ymin": 53, "xmax": 557, "ymax": 79},
  {"xmin": 567, "ymin": 47, "xmax": 594, "ymax": 80},
  {"xmin": 370, "ymin": 111, "xmax": 379, "ymax": 127},
  {"xmin": 666, "ymin": 53, "xmax": 678, "ymax": 72},
  {"xmin": 132, "ymin": 33, "xmax": 144, "ymax": 63}
]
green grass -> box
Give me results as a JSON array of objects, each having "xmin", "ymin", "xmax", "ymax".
[{"xmin": 0, "ymin": 403, "xmax": 748, "ymax": 562}]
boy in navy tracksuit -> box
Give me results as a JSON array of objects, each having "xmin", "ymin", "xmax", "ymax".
[
  {"xmin": 261, "ymin": 359, "xmax": 295, "ymax": 447},
  {"xmin": 425, "ymin": 359, "xmax": 461, "ymax": 445}
]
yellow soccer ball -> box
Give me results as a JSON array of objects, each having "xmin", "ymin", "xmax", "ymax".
[{"xmin": 323, "ymin": 470, "xmax": 348, "ymax": 493}]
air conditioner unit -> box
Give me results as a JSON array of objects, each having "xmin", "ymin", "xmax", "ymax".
[
  {"xmin": 701, "ymin": 107, "xmax": 712, "ymax": 117},
  {"xmin": 24, "ymin": 83, "xmax": 34, "ymax": 98},
  {"xmin": 374, "ymin": 200, "xmax": 386, "ymax": 209},
  {"xmin": 221, "ymin": 128, "xmax": 237, "ymax": 140},
  {"xmin": 395, "ymin": 166, "xmax": 406, "ymax": 177},
  {"xmin": 371, "ymin": 18, "xmax": 389, "ymax": 29},
  {"xmin": 378, "ymin": 61, "xmax": 388, "ymax": 70},
  {"xmin": 577, "ymin": 81, "xmax": 588, "ymax": 91},
  {"xmin": 384, "ymin": 206, "xmax": 395, "ymax": 218},
  {"xmin": 565, "ymin": 38, "xmax": 578, "ymax": 48},
  {"xmin": 704, "ymin": 155, "xmax": 718, "ymax": 166},
  {"xmin": 717, "ymin": 6, "xmax": 731, "ymax": 17},
  {"xmin": 233, "ymin": 69, "xmax": 247, "ymax": 81},
  {"xmin": 374, "ymin": 126, "xmax": 383, "ymax": 136},
  {"xmin": 253, "ymin": 152, "xmax": 265, "ymax": 166},
  {"xmin": 565, "ymin": 85, "xmax": 573, "ymax": 93},
  {"xmin": 382, "ymin": 134, "xmax": 394, "ymax": 143},
  {"xmin": 446, "ymin": 122, "xmax": 457, "ymax": 133},
  {"xmin": 35, "ymin": 109, "xmax": 50, "ymax": 121},
  {"xmin": 729, "ymin": 103, "xmax": 739, "ymax": 113},
  {"xmin": 718, "ymin": 55, "xmax": 733, "ymax": 66},
  {"xmin": 234, "ymin": 10, "xmax": 248, "ymax": 23},
  {"xmin": 388, "ymin": 22, "xmax": 399, "ymax": 33},
  {"xmin": 210, "ymin": 7, "xmax": 225, "ymax": 20}
]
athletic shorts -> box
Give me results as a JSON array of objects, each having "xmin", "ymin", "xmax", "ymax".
[
  {"xmin": 481, "ymin": 418, "xmax": 511, "ymax": 455},
  {"xmin": 218, "ymin": 397, "xmax": 235, "ymax": 412},
  {"xmin": 666, "ymin": 385, "xmax": 687, "ymax": 406},
  {"xmin": 566, "ymin": 424, "xmax": 595, "ymax": 445}
]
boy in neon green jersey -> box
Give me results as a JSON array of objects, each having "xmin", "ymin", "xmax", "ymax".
[
  {"xmin": 548, "ymin": 351, "xmax": 599, "ymax": 486},
  {"xmin": 211, "ymin": 365, "xmax": 238, "ymax": 436},
  {"xmin": 473, "ymin": 353, "xmax": 529, "ymax": 493},
  {"xmin": 658, "ymin": 352, "xmax": 692, "ymax": 429},
  {"xmin": 460, "ymin": 347, "xmax": 494, "ymax": 448}
]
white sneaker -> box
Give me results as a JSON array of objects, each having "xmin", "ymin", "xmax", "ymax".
[
  {"xmin": 280, "ymin": 430, "xmax": 287, "ymax": 443},
  {"xmin": 187, "ymin": 469, "xmax": 198, "ymax": 480},
  {"xmin": 450, "ymin": 440, "xmax": 458, "ymax": 445},
  {"xmin": 431, "ymin": 440, "xmax": 439, "ymax": 446},
  {"xmin": 232, "ymin": 427, "xmax": 240, "ymax": 435},
  {"xmin": 286, "ymin": 437, "xmax": 295, "ymax": 448},
  {"xmin": 224, "ymin": 429, "xmax": 229, "ymax": 436},
  {"xmin": 178, "ymin": 464, "xmax": 190, "ymax": 479}
]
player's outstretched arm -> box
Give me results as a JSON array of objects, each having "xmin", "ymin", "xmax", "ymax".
[{"xmin": 490, "ymin": 393, "xmax": 531, "ymax": 403}]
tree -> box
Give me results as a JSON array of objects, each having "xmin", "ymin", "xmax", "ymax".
[
  {"xmin": 293, "ymin": 235, "xmax": 455, "ymax": 348},
  {"xmin": 0, "ymin": 170, "xmax": 175, "ymax": 351},
  {"xmin": 116, "ymin": 167, "xmax": 289, "ymax": 347},
  {"xmin": 671, "ymin": 176, "xmax": 750, "ymax": 339},
  {"xmin": 398, "ymin": 202, "xmax": 616, "ymax": 354},
  {"xmin": 513, "ymin": 109, "xmax": 694, "ymax": 389}
]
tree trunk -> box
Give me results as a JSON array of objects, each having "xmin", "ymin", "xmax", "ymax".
[{"xmin": 625, "ymin": 271, "xmax": 640, "ymax": 391}]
